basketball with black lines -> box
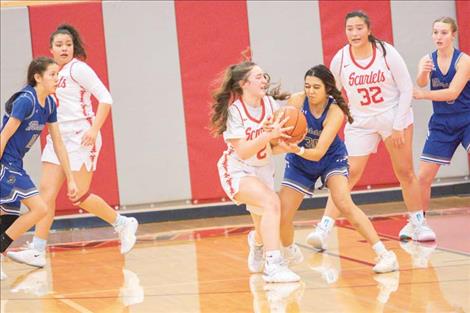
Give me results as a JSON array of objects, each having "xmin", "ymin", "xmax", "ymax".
[{"xmin": 274, "ymin": 106, "xmax": 307, "ymax": 143}]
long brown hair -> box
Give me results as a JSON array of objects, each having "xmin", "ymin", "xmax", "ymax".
[
  {"xmin": 304, "ymin": 65, "xmax": 353, "ymax": 124},
  {"xmin": 49, "ymin": 24, "xmax": 87, "ymax": 60},
  {"xmin": 209, "ymin": 61, "xmax": 289, "ymax": 136}
]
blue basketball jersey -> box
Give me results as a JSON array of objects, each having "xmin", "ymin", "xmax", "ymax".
[
  {"xmin": 285, "ymin": 96, "xmax": 347, "ymax": 174},
  {"xmin": 430, "ymin": 48, "xmax": 470, "ymax": 114},
  {"xmin": 1, "ymin": 85, "xmax": 57, "ymax": 171}
]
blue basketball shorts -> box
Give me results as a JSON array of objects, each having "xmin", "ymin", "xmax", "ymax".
[
  {"xmin": 0, "ymin": 164, "xmax": 38, "ymax": 215},
  {"xmin": 421, "ymin": 113, "xmax": 470, "ymax": 165},
  {"xmin": 281, "ymin": 155, "xmax": 349, "ymax": 196}
]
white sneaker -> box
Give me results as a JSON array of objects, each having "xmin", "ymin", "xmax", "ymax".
[
  {"xmin": 115, "ymin": 217, "xmax": 139, "ymax": 254},
  {"xmin": 120, "ymin": 269, "xmax": 144, "ymax": 306},
  {"xmin": 10, "ymin": 269, "xmax": 49, "ymax": 296},
  {"xmin": 373, "ymin": 251, "xmax": 399, "ymax": 273},
  {"xmin": 306, "ymin": 226, "xmax": 328, "ymax": 250},
  {"xmin": 400, "ymin": 241, "xmax": 437, "ymax": 268},
  {"xmin": 374, "ymin": 271, "xmax": 400, "ymax": 304},
  {"xmin": 1, "ymin": 255, "xmax": 7, "ymax": 280},
  {"xmin": 263, "ymin": 257, "xmax": 300, "ymax": 283},
  {"xmin": 399, "ymin": 220, "xmax": 436, "ymax": 242},
  {"xmin": 284, "ymin": 244, "xmax": 304, "ymax": 266},
  {"xmin": 248, "ymin": 231, "xmax": 264, "ymax": 273},
  {"xmin": 7, "ymin": 244, "xmax": 46, "ymax": 268}
]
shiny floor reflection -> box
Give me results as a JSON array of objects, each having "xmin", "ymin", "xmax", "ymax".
[{"xmin": 1, "ymin": 207, "xmax": 469, "ymax": 312}]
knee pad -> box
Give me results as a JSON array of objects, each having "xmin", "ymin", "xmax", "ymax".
[
  {"xmin": 72, "ymin": 192, "xmax": 92, "ymax": 206},
  {"xmin": 0, "ymin": 214, "xmax": 19, "ymax": 234}
]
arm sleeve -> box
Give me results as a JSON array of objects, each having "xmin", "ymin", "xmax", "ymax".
[
  {"xmin": 71, "ymin": 62, "xmax": 113, "ymax": 105},
  {"xmin": 330, "ymin": 50, "xmax": 344, "ymax": 90},
  {"xmin": 386, "ymin": 44, "xmax": 413, "ymax": 130},
  {"xmin": 223, "ymin": 105, "xmax": 245, "ymax": 141},
  {"xmin": 10, "ymin": 95, "xmax": 33, "ymax": 121},
  {"xmin": 47, "ymin": 96, "xmax": 58, "ymax": 123}
]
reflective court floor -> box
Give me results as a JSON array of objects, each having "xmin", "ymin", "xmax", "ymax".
[{"xmin": 1, "ymin": 199, "xmax": 469, "ymax": 313}]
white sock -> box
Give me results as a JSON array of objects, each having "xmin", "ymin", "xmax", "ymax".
[
  {"xmin": 113, "ymin": 214, "xmax": 127, "ymax": 228},
  {"xmin": 32, "ymin": 236, "xmax": 47, "ymax": 252},
  {"xmin": 372, "ymin": 241, "xmax": 387, "ymax": 257},
  {"xmin": 409, "ymin": 210, "xmax": 425, "ymax": 226},
  {"xmin": 265, "ymin": 250, "xmax": 282, "ymax": 264},
  {"xmin": 319, "ymin": 216, "xmax": 335, "ymax": 232}
]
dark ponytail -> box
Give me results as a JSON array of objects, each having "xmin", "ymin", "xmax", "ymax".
[
  {"xmin": 304, "ymin": 65, "xmax": 353, "ymax": 124},
  {"xmin": 49, "ymin": 24, "xmax": 87, "ymax": 60},
  {"xmin": 346, "ymin": 11, "xmax": 386, "ymax": 57}
]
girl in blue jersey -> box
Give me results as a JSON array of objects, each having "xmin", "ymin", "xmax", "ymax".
[
  {"xmin": 0, "ymin": 57, "xmax": 78, "ymax": 280},
  {"xmin": 413, "ymin": 17, "xmax": 470, "ymax": 221},
  {"xmin": 279, "ymin": 65, "xmax": 398, "ymax": 273}
]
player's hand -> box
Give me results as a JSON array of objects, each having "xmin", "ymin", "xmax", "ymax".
[
  {"xmin": 413, "ymin": 87, "xmax": 427, "ymax": 100},
  {"xmin": 67, "ymin": 179, "xmax": 79, "ymax": 203},
  {"xmin": 81, "ymin": 128, "xmax": 98, "ymax": 147},
  {"xmin": 277, "ymin": 140, "xmax": 301, "ymax": 153},
  {"xmin": 269, "ymin": 111, "xmax": 293, "ymax": 140},
  {"xmin": 418, "ymin": 56, "xmax": 434, "ymax": 75},
  {"xmin": 391, "ymin": 129, "xmax": 405, "ymax": 147}
]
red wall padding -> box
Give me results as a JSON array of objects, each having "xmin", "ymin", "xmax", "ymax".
[
  {"xmin": 175, "ymin": 1, "xmax": 251, "ymax": 201},
  {"xmin": 28, "ymin": 2, "xmax": 120, "ymax": 214},
  {"xmin": 455, "ymin": 1, "xmax": 470, "ymax": 170},
  {"xmin": 318, "ymin": 0, "xmax": 398, "ymax": 188}
]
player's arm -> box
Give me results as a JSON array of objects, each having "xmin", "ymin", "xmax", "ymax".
[
  {"xmin": 0, "ymin": 118, "xmax": 21, "ymax": 159},
  {"xmin": 414, "ymin": 54, "xmax": 470, "ymax": 101},
  {"xmin": 73, "ymin": 62, "xmax": 112, "ymax": 147},
  {"xmin": 295, "ymin": 105, "xmax": 343, "ymax": 162},
  {"xmin": 286, "ymin": 92, "xmax": 305, "ymax": 109},
  {"xmin": 416, "ymin": 54, "xmax": 433, "ymax": 87},
  {"xmin": 47, "ymin": 122, "xmax": 78, "ymax": 201}
]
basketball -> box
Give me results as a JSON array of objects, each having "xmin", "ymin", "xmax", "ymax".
[{"xmin": 273, "ymin": 106, "xmax": 307, "ymax": 143}]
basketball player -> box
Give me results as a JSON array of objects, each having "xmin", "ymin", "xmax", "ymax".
[
  {"xmin": 210, "ymin": 61, "xmax": 300, "ymax": 283},
  {"xmin": 279, "ymin": 65, "xmax": 398, "ymax": 273},
  {"xmin": 1, "ymin": 57, "xmax": 78, "ymax": 280},
  {"xmin": 413, "ymin": 16, "xmax": 470, "ymax": 218},
  {"xmin": 308, "ymin": 11, "xmax": 436, "ymax": 250},
  {"xmin": 7, "ymin": 24, "xmax": 138, "ymax": 269}
]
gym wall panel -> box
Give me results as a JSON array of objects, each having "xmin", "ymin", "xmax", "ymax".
[
  {"xmin": 102, "ymin": 1, "xmax": 191, "ymax": 205},
  {"xmin": 175, "ymin": 1, "xmax": 251, "ymax": 201},
  {"xmin": 28, "ymin": 2, "xmax": 120, "ymax": 214},
  {"xmin": 391, "ymin": 1, "xmax": 468, "ymax": 178},
  {"xmin": 0, "ymin": 7, "xmax": 43, "ymax": 186},
  {"xmin": 318, "ymin": 0, "xmax": 398, "ymax": 188},
  {"xmin": 246, "ymin": 1, "xmax": 324, "ymax": 189}
]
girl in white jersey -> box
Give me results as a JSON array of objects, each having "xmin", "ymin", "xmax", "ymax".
[
  {"xmin": 7, "ymin": 25, "xmax": 138, "ymax": 268},
  {"xmin": 308, "ymin": 11, "xmax": 436, "ymax": 251},
  {"xmin": 210, "ymin": 61, "xmax": 300, "ymax": 283}
]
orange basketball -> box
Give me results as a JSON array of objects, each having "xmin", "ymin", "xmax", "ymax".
[{"xmin": 274, "ymin": 106, "xmax": 307, "ymax": 143}]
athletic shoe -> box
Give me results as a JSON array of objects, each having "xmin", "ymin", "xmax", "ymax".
[
  {"xmin": 306, "ymin": 225, "xmax": 329, "ymax": 251},
  {"xmin": 399, "ymin": 220, "xmax": 436, "ymax": 242},
  {"xmin": 7, "ymin": 243, "xmax": 46, "ymax": 268},
  {"xmin": 115, "ymin": 217, "xmax": 139, "ymax": 254},
  {"xmin": 283, "ymin": 244, "xmax": 304, "ymax": 266},
  {"xmin": 263, "ymin": 257, "xmax": 300, "ymax": 283},
  {"xmin": 400, "ymin": 240, "xmax": 437, "ymax": 268},
  {"xmin": 373, "ymin": 251, "xmax": 399, "ymax": 273},
  {"xmin": 248, "ymin": 231, "xmax": 264, "ymax": 273},
  {"xmin": 120, "ymin": 269, "xmax": 144, "ymax": 306},
  {"xmin": 1, "ymin": 255, "xmax": 6, "ymax": 280},
  {"xmin": 374, "ymin": 271, "xmax": 400, "ymax": 304},
  {"xmin": 10, "ymin": 269, "xmax": 49, "ymax": 296}
]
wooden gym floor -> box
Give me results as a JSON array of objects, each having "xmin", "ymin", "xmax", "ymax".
[{"xmin": 1, "ymin": 195, "xmax": 469, "ymax": 313}]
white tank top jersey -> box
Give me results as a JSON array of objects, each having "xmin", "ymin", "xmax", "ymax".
[
  {"xmin": 223, "ymin": 96, "xmax": 279, "ymax": 167},
  {"xmin": 54, "ymin": 58, "xmax": 113, "ymax": 123},
  {"xmin": 330, "ymin": 42, "xmax": 413, "ymax": 130}
]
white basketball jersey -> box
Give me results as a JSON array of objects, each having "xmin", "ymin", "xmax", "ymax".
[
  {"xmin": 223, "ymin": 96, "xmax": 279, "ymax": 166},
  {"xmin": 334, "ymin": 43, "xmax": 400, "ymax": 118},
  {"xmin": 54, "ymin": 59, "xmax": 94, "ymax": 123}
]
